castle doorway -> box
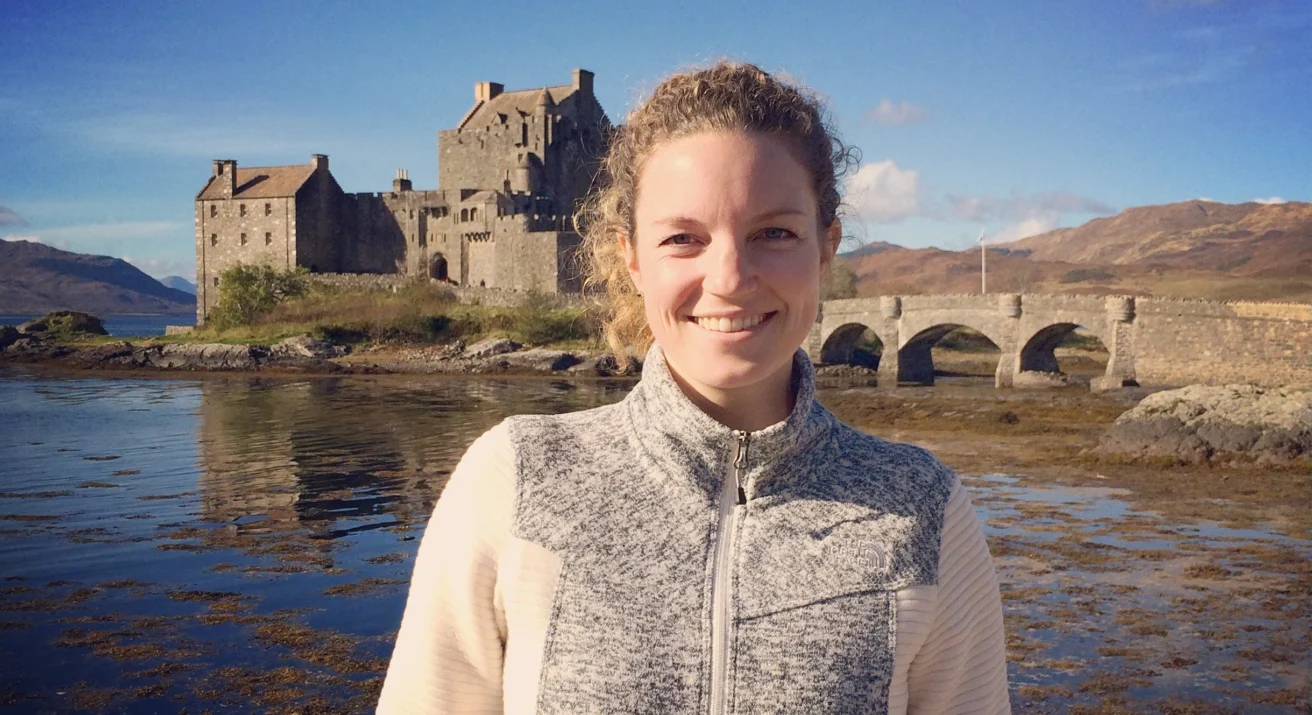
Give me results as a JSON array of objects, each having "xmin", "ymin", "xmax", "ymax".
[{"xmin": 429, "ymin": 254, "xmax": 449, "ymax": 281}]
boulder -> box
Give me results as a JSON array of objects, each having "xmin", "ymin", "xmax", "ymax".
[
  {"xmin": 66, "ymin": 341, "xmax": 137, "ymax": 368},
  {"xmin": 1098, "ymin": 384, "xmax": 1312, "ymax": 465},
  {"xmin": 136, "ymin": 343, "xmax": 269, "ymax": 371},
  {"xmin": 464, "ymin": 337, "xmax": 520, "ymax": 360},
  {"xmin": 0, "ymin": 325, "xmax": 19, "ymax": 352},
  {"xmin": 566, "ymin": 354, "xmax": 642, "ymax": 375},
  {"xmin": 271, "ymin": 335, "xmax": 349, "ymax": 359},
  {"xmin": 1013, "ymin": 370, "xmax": 1073, "ymax": 389},
  {"xmin": 499, "ymin": 348, "xmax": 581, "ymax": 372}
]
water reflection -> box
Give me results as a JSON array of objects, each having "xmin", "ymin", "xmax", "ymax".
[
  {"xmin": 0, "ymin": 369, "xmax": 631, "ymax": 714},
  {"xmin": 195, "ymin": 375, "xmax": 631, "ymax": 540}
]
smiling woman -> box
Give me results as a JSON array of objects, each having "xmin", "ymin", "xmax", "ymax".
[{"xmin": 378, "ymin": 61, "xmax": 1011, "ymax": 715}]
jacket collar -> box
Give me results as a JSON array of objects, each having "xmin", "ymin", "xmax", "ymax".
[{"xmin": 624, "ymin": 343, "xmax": 836, "ymax": 504}]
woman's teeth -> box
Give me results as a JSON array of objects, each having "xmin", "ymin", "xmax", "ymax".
[{"xmin": 694, "ymin": 314, "xmax": 767, "ymax": 333}]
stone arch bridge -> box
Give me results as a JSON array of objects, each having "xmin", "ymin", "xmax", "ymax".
[{"xmin": 809, "ymin": 294, "xmax": 1312, "ymax": 391}]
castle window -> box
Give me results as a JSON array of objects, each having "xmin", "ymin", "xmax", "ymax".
[
  {"xmin": 264, "ymin": 203, "xmax": 271, "ymax": 216},
  {"xmin": 470, "ymin": 208, "xmax": 478, "ymax": 221},
  {"xmin": 240, "ymin": 233, "xmax": 247, "ymax": 246},
  {"xmin": 521, "ymin": 123, "xmax": 528, "ymax": 146},
  {"xmin": 460, "ymin": 208, "xmax": 469, "ymax": 222},
  {"xmin": 213, "ymin": 277, "xmax": 220, "ymax": 287},
  {"xmin": 210, "ymin": 204, "xmax": 217, "ymax": 218},
  {"xmin": 210, "ymin": 233, "xmax": 217, "ymax": 246},
  {"xmin": 265, "ymin": 232, "xmax": 272, "ymax": 246},
  {"xmin": 410, "ymin": 209, "xmax": 414, "ymax": 219},
  {"xmin": 239, "ymin": 203, "xmax": 247, "ymax": 217}
]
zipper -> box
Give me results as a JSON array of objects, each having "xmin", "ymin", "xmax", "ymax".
[{"xmin": 709, "ymin": 429, "xmax": 750, "ymax": 715}]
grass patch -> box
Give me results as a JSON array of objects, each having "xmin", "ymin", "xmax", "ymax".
[{"xmin": 179, "ymin": 279, "xmax": 600, "ymax": 349}]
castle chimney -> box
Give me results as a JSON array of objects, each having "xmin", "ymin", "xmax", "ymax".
[
  {"xmin": 474, "ymin": 81, "xmax": 504, "ymax": 103},
  {"xmin": 571, "ymin": 68, "xmax": 594, "ymax": 95},
  {"xmin": 311, "ymin": 154, "xmax": 328, "ymax": 172},
  {"xmin": 216, "ymin": 159, "xmax": 237, "ymax": 198},
  {"xmin": 393, "ymin": 168, "xmax": 412, "ymax": 193}
]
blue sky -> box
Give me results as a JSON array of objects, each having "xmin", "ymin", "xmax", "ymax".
[{"xmin": 1, "ymin": 0, "xmax": 1308, "ymax": 279}]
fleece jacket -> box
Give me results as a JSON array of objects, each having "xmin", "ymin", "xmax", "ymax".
[{"xmin": 377, "ymin": 344, "xmax": 1011, "ymax": 714}]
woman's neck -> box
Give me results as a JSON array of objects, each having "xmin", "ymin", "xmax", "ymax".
[{"xmin": 666, "ymin": 358, "xmax": 796, "ymax": 432}]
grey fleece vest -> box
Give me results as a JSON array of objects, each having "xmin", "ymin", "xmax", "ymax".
[{"xmin": 505, "ymin": 345, "xmax": 954, "ymax": 714}]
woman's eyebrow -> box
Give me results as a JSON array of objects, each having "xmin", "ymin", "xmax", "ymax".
[{"xmin": 651, "ymin": 208, "xmax": 808, "ymax": 229}]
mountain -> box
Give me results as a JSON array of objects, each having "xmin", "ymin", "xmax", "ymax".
[
  {"xmin": 0, "ymin": 239, "xmax": 196, "ymax": 315},
  {"xmin": 839, "ymin": 240, "xmax": 905, "ymax": 260},
  {"xmin": 160, "ymin": 276, "xmax": 197, "ymax": 294},
  {"xmin": 843, "ymin": 200, "xmax": 1312, "ymax": 304},
  {"xmin": 998, "ymin": 200, "xmax": 1312, "ymax": 277}
]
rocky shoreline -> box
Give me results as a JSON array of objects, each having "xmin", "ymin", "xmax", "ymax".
[{"xmin": 0, "ymin": 326, "xmax": 635, "ymax": 378}]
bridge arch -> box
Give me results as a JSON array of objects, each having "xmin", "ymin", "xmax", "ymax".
[
  {"xmin": 820, "ymin": 322, "xmax": 883, "ymax": 368},
  {"xmin": 898, "ymin": 324, "xmax": 1001, "ymax": 386},
  {"xmin": 1017, "ymin": 322, "xmax": 1112, "ymax": 387}
]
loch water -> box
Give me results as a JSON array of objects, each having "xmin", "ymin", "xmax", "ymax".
[
  {"xmin": 0, "ymin": 367, "xmax": 1306, "ymax": 713},
  {"xmin": 0, "ymin": 369, "xmax": 629, "ymax": 712}
]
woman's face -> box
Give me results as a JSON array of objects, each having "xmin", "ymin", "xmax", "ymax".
[{"xmin": 625, "ymin": 130, "xmax": 839, "ymax": 397}]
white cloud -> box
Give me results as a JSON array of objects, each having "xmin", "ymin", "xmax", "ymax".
[
  {"xmin": 846, "ymin": 160, "xmax": 922, "ymax": 223},
  {"xmin": 992, "ymin": 216, "xmax": 1061, "ymax": 243},
  {"xmin": 945, "ymin": 190, "xmax": 1115, "ymax": 245},
  {"xmin": 1254, "ymin": 196, "xmax": 1287, "ymax": 204},
  {"xmin": 866, "ymin": 99, "xmax": 932, "ymax": 126},
  {"xmin": 947, "ymin": 191, "xmax": 1115, "ymax": 222}
]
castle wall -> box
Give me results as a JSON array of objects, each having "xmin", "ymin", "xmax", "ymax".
[
  {"xmin": 293, "ymin": 167, "xmax": 342, "ymax": 272},
  {"xmin": 439, "ymin": 115, "xmax": 547, "ymax": 198},
  {"xmin": 338, "ymin": 193, "xmax": 407, "ymax": 274},
  {"xmin": 194, "ymin": 196, "xmax": 296, "ymax": 323}
]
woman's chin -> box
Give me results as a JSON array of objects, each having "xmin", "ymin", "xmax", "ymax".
[{"xmin": 665, "ymin": 349, "xmax": 794, "ymax": 394}]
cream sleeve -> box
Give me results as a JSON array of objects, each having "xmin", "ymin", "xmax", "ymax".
[
  {"xmin": 376, "ymin": 421, "xmax": 514, "ymax": 715},
  {"xmin": 903, "ymin": 477, "xmax": 1012, "ymax": 714}
]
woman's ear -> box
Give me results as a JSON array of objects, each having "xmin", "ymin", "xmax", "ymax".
[
  {"xmin": 619, "ymin": 233, "xmax": 642, "ymax": 292},
  {"xmin": 821, "ymin": 219, "xmax": 842, "ymax": 269}
]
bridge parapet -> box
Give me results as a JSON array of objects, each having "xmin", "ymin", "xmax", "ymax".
[{"xmin": 815, "ymin": 293, "xmax": 1312, "ymax": 391}]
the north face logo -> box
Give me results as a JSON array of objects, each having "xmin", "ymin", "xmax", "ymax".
[{"xmin": 826, "ymin": 541, "xmax": 891, "ymax": 574}]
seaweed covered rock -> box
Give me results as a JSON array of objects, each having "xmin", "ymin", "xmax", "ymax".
[
  {"xmin": 1099, "ymin": 384, "xmax": 1312, "ymax": 465},
  {"xmin": 24, "ymin": 311, "xmax": 108, "ymax": 338},
  {"xmin": 0, "ymin": 325, "xmax": 19, "ymax": 351}
]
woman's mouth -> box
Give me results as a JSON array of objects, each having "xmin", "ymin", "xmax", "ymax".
[{"xmin": 690, "ymin": 312, "xmax": 775, "ymax": 333}]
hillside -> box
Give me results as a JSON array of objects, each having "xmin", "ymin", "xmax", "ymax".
[
  {"xmin": 998, "ymin": 200, "xmax": 1312, "ymax": 277},
  {"xmin": 843, "ymin": 200, "xmax": 1312, "ymax": 303},
  {"xmin": 0, "ymin": 239, "xmax": 196, "ymax": 315},
  {"xmin": 160, "ymin": 276, "xmax": 197, "ymax": 294}
]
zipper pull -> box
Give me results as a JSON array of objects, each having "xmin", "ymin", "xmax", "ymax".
[{"xmin": 733, "ymin": 430, "xmax": 750, "ymax": 505}]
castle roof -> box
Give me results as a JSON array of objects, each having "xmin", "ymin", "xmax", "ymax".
[
  {"xmin": 197, "ymin": 164, "xmax": 316, "ymax": 200},
  {"xmin": 458, "ymin": 84, "xmax": 573, "ymax": 130}
]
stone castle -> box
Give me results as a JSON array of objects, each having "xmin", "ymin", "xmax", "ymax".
[{"xmin": 194, "ymin": 68, "xmax": 610, "ymax": 323}]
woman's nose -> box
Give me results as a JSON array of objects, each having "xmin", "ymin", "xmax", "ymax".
[{"xmin": 704, "ymin": 238, "xmax": 756, "ymax": 296}]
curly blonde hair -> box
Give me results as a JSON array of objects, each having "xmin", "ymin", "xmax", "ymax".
[{"xmin": 577, "ymin": 60, "xmax": 857, "ymax": 360}]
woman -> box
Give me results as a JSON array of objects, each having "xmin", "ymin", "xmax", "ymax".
[{"xmin": 378, "ymin": 61, "xmax": 1010, "ymax": 714}]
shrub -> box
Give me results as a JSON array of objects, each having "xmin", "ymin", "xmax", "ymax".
[
  {"xmin": 208, "ymin": 265, "xmax": 311, "ymax": 329},
  {"xmin": 823, "ymin": 258, "xmax": 858, "ymax": 300},
  {"xmin": 1061, "ymin": 268, "xmax": 1115, "ymax": 283}
]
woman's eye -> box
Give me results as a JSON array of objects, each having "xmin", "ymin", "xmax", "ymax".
[
  {"xmin": 661, "ymin": 234, "xmax": 695, "ymax": 246},
  {"xmin": 760, "ymin": 227, "xmax": 798, "ymax": 241}
]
